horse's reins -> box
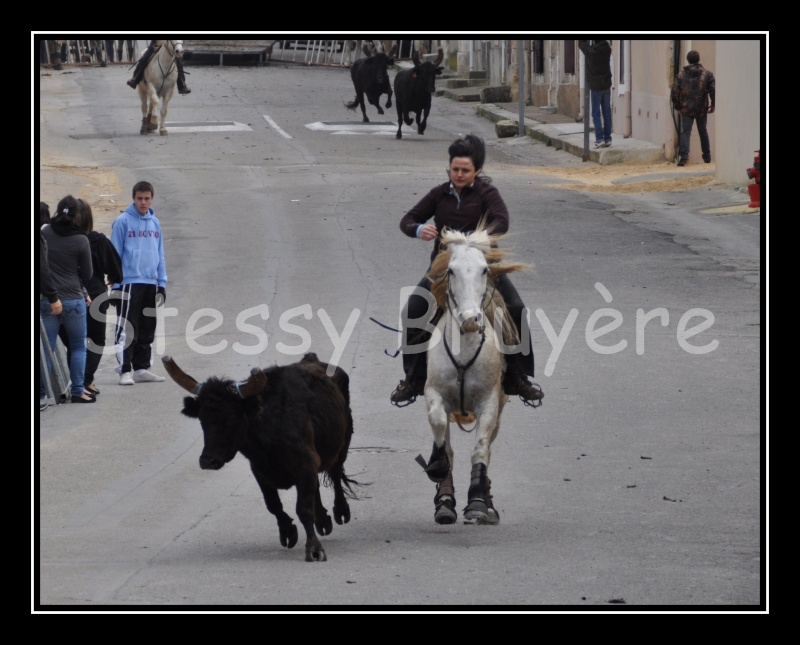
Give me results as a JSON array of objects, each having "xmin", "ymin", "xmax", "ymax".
[
  {"xmin": 442, "ymin": 278, "xmax": 494, "ymax": 417},
  {"xmin": 155, "ymin": 41, "xmax": 180, "ymax": 95}
]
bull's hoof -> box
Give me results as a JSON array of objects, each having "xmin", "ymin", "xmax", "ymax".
[
  {"xmin": 305, "ymin": 542, "xmax": 327, "ymax": 562},
  {"xmin": 333, "ymin": 499, "xmax": 351, "ymax": 525},
  {"xmin": 377, "ymin": 108, "xmax": 384, "ymax": 115},
  {"xmin": 362, "ymin": 116, "xmax": 370, "ymax": 123},
  {"xmin": 396, "ymin": 133, "xmax": 402, "ymax": 139},
  {"xmin": 315, "ymin": 511, "xmax": 333, "ymax": 536},
  {"xmin": 279, "ymin": 522, "xmax": 299, "ymax": 549}
]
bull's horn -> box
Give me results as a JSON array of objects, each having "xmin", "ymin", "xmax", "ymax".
[
  {"xmin": 412, "ymin": 49, "xmax": 420, "ymax": 65},
  {"xmin": 162, "ymin": 355, "xmax": 201, "ymax": 394},
  {"xmin": 362, "ymin": 43, "xmax": 372, "ymax": 57},
  {"xmin": 433, "ymin": 48, "xmax": 444, "ymax": 67},
  {"xmin": 388, "ymin": 44, "xmax": 398, "ymax": 57},
  {"xmin": 236, "ymin": 367, "xmax": 268, "ymax": 399}
]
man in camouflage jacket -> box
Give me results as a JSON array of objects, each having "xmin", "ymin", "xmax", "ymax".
[{"xmin": 671, "ymin": 50, "xmax": 716, "ymax": 165}]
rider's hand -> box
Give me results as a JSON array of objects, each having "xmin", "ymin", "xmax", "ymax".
[{"xmin": 417, "ymin": 224, "xmax": 438, "ymax": 241}]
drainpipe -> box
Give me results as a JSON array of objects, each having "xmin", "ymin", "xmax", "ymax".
[
  {"xmin": 578, "ymin": 45, "xmax": 585, "ymax": 121},
  {"xmin": 619, "ymin": 39, "xmax": 632, "ymax": 138}
]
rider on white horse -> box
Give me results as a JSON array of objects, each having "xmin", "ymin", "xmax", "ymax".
[
  {"xmin": 127, "ymin": 40, "xmax": 191, "ymax": 95},
  {"xmin": 391, "ymin": 134, "xmax": 544, "ymax": 407}
]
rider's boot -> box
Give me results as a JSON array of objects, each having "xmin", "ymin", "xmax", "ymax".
[
  {"xmin": 177, "ymin": 59, "xmax": 191, "ymax": 95},
  {"xmin": 390, "ymin": 376, "xmax": 425, "ymax": 406},
  {"xmin": 503, "ymin": 354, "xmax": 544, "ymax": 407},
  {"xmin": 127, "ymin": 44, "xmax": 154, "ymax": 89}
]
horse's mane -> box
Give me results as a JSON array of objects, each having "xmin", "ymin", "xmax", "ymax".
[{"xmin": 426, "ymin": 223, "xmax": 529, "ymax": 345}]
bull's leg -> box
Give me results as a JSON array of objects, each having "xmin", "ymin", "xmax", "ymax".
[
  {"xmin": 385, "ymin": 88, "xmax": 393, "ymax": 109},
  {"xmin": 367, "ymin": 91, "xmax": 383, "ymax": 115},
  {"xmin": 252, "ymin": 466, "xmax": 298, "ymax": 549},
  {"xmin": 313, "ymin": 484, "xmax": 334, "ymax": 536},
  {"xmin": 403, "ymin": 111, "xmax": 414, "ymax": 126},
  {"xmin": 295, "ymin": 473, "xmax": 327, "ymax": 562},
  {"xmin": 357, "ymin": 92, "xmax": 369, "ymax": 122},
  {"xmin": 329, "ymin": 465, "xmax": 352, "ymax": 526},
  {"xmin": 418, "ymin": 107, "xmax": 430, "ymax": 135}
]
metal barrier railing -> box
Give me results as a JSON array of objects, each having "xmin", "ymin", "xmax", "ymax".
[{"xmin": 39, "ymin": 316, "xmax": 71, "ymax": 406}]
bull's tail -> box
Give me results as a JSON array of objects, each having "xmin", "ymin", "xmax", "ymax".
[
  {"xmin": 345, "ymin": 98, "xmax": 358, "ymax": 111},
  {"xmin": 323, "ymin": 470, "xmax": 369, "ymax": 499}
]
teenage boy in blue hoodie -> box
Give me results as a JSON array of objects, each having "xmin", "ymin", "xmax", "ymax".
[{"xmin": 111, "ymin": 181, "xmax": 168, "ymax": 385}]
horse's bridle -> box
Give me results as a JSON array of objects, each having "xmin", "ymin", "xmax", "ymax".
[
  {"xmin": 154, "ymin": 40, "xmax": 183, "ymax": 94},
  {"xmin": 441, "ymin": 277, "xmax": 496, "ymax": 417}
]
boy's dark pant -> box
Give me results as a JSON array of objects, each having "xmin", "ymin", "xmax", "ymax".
[{"xmin": 114, "ymin": 283, "xmax": 158, "ymax": 374}]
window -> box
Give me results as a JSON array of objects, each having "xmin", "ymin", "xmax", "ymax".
[
  {"xmin": 532, "ymin": 40, "xmax": 543, "ymax": 75},
  {"xmin": 564, "ymin": 39, "xmax": 575, "ymax": 74}
]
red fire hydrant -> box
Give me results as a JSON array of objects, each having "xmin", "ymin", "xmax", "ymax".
[{"xmin": 746, "ymin": 150, "xmax": 760, "ymax": 208}]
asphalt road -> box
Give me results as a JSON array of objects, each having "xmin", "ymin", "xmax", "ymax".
[{"xmin": 35, "ymin": 61, "xmax": 765, "ymax": 613}]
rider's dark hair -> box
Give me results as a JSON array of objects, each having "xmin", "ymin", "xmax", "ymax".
[{"xmin": 448, "ymin": 134, "xmax": 486, "ymax": 172}]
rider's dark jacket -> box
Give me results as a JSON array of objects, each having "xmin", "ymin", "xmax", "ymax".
[{"xmin": 399, "ymin": 177, "xmax": 509, "ymax": 263}]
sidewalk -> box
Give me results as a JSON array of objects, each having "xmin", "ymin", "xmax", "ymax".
[{"xmin": 436, "ymin": 82, "xmax": 664, "ymax": 166}]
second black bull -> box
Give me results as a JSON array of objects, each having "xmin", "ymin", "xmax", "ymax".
[{"xmin": 393, "ymin": 48, "xmax": 444, "ymax": 139}]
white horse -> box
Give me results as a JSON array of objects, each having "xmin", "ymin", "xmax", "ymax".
[
  {"xmin": 137, "ymin": 40, "xmax": 184, "ymax": 136},
  {"xmin": 418, "ymin": 226, "xmax": 527, "ymax": 525}
]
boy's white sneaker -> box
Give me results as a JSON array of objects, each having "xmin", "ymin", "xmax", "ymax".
[
  {"xmin": 133, "ymin": 369, "xmax": 165, "ymax": 383},
  {"xmin": 119, "ymin": 372, "xmax": 135, "ymax": 386}
]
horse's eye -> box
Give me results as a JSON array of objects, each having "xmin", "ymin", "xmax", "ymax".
[
  {"xmin": 482, "ymin": 267, "xmax": 489, "ymax": 275},
  {"xmin": 447, "ymin": 268, "xmax": 454, "ymax": 276}
]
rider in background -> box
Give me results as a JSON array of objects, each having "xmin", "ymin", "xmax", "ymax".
[
  {"xmin": 390, "ymin": 133, "xmax": 544, "ymax": 408},
  {"xmin": 127, "ymin": 40, "xmax": 191, "ymax": 95}
]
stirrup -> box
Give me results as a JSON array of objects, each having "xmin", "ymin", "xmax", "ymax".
[{"xmin": 390, "ymin": 379, "xmax": 421, "ymax": 407}]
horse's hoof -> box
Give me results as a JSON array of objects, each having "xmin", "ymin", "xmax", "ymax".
[
  {"xmin": 160, "ymin": 131, "xmax": 168, "ymax": 136},
  {"xmin": 434, "ymin": 495, "xmax": 457, "ymax": 524},
  {"xmin": 464, "ymin": 499, "xmax": 500, "ymax": 525}
]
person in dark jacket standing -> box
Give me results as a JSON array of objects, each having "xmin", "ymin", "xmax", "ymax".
[
  {"xmin": 77, "ymin": 199, "xmax": 123, "ymax": 396},
  {"xmin": 578, "ymin": 39, "xmax": 613, "ymax": 148},
  {"xmin": 40, "ymin": 195, "xmax": 95, "ymax": 404},
  {"xmin": 671, "ymin": 50, "xmax": 716, "ymax": 166},
  {"xmin": 390, "ymin": 134, "xmax": 543, "ymax": 408}
]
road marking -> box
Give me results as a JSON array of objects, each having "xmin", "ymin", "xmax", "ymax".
[
  {"xmin": 163, "ymin": 121, "xmax": 252, "ymax": 133},
  {"xmin": 306, "ymin": 121, "xmax": 396, "ymax": 135},
  {"xmin": 263, "ymin": 114, "xmax": 293, "ymax": 139}
]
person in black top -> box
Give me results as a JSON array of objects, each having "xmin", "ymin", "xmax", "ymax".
[{"xmin": 390, "ymin": 134, "xmax": 543, "ymax": 408}]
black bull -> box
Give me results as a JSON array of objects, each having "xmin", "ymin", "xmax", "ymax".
[
  {"xmin": 345, "ymin": 44, "xmax": 397, "ymax": 122},
  {"xmin": 393, "ymin": 48, "xmax": 444, "ymax": 139},
  {"xmin": 163, "ymin": 352, "xmax": 362, "ymax": 562}
]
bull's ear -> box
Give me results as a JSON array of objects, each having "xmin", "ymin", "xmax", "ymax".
[
  {"xmin": 182, "ymin": 396, "xmax": 200, "ymax": 418},
  {"xmin": 436, "ymin": 67, "xmax": 443, "ymax": 75}
]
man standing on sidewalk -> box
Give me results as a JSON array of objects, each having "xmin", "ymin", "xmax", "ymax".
[
  {"xmin": 579, "ymin": 39, "xmax": 613, "ymax": 149},
  {"xmin": 671, "ymin": 50, "xmax": 716, "ymax": 166},
  {"xmin": 111, "ymin": 180, "xmax": 168, "ymax": 385}
]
